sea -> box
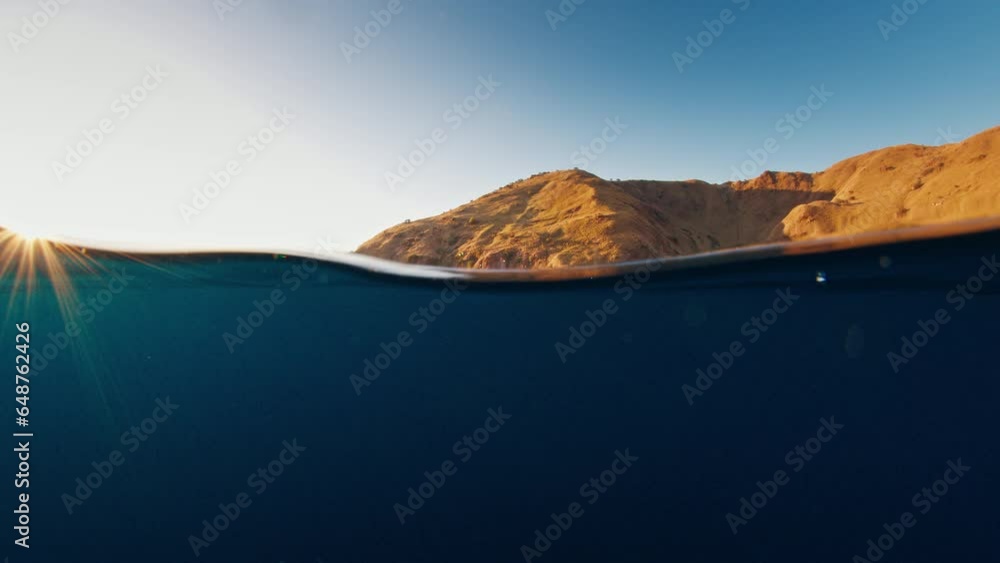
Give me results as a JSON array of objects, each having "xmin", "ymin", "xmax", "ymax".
[{"xmin": 2, "ymin": 226, "xmax": 998, "ymax": 563}]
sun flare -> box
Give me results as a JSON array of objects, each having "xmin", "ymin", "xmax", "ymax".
[
  {"xmin": 0, "ymin": 229, "xmax": 100, "ymax": 322},
  {"xmin": 2, "ymin": 217, "xmax": 60, "ymax": 244}
]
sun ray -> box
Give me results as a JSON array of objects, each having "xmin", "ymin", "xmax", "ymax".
[
  {"xmin": 0, "ymin": 229, "xmax": 148, "ymax": 424},
  {"xmin": 1, "ymin": 230, "xmax": 107, "ymax": 332}
]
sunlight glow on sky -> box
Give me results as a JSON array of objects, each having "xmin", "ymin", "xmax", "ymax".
[{"xmin": 0, "ymin": 0, "xmax": 997, "ymax": 252}]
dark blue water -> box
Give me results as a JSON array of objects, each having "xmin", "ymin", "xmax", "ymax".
[{"xmin": 3, "ymin": 229, "xmax": 998, "ymax": 563}]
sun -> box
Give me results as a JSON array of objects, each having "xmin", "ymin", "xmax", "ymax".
[
  {"xmin": 2, "ymin": 220, "xmax": 54, "ymax": 244},
  {"xmin": 0, "ymin": 225, "xmax": 89, "ymax": 310},
  {"xmin": 11, "ymin": 230, "xmax": 40, "ymax": 243}
]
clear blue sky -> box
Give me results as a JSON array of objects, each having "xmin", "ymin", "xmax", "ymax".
[{"xmin": 1, "ymin": 0, "xmax": 998, "ymax": 249}]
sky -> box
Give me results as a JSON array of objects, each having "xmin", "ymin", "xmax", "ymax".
[{"xmin": 0, "ymin": 0, "xmax": 998, "ymax": 252}]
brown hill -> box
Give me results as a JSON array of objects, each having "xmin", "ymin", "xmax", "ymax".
[{"xmin": 357, "ymin": 125, "xmax": 1000, "ymax": 269}]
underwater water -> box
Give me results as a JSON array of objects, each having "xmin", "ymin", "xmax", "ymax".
[{"xmin": 3, "ymin": 228, "xmax": 999, "ymax": 563}]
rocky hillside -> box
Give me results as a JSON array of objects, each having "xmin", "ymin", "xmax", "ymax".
[{"xmin": 357, "ymin": 125, "xmax": 1000, "ymax": 268}]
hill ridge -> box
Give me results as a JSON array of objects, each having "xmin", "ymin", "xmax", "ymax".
[{"xmin": 358, "ymin": 125, "xmax": 1000, "ymax": 268}]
